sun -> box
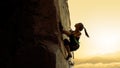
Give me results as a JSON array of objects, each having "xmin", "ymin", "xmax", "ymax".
[{"xmin": 92, "ymin": 29, "xmax": 119, "ymax": 55}]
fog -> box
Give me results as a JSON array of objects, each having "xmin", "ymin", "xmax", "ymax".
[{"xmin": 75, "ymin": 62, "xmax": 120, "ymax": 68}]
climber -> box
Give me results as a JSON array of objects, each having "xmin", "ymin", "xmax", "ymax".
[{"xmin": 62, "ymin": 23, "xmax": 89, "ymax": 60}]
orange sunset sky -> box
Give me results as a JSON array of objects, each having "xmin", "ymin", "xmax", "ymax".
[
  {"xmin": 68, "ymin": 0, "xmax": 120, "ymax": 68},
  {"xmin": 68, "ymin": 0, "xmax": 120, "ymax": 58}
]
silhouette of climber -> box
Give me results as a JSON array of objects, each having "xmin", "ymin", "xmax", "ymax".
[{"xmin": 62, "ymin": 23, "xmax": 89, "ymax": 60}]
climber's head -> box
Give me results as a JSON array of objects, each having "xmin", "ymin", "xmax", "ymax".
[
  {"xmin": 75, "ymin": 23, "xmax": 89, "ymax": 38},
  {"xmin": 75, "ymin": 23, "xmax": 84, "ymax": 31}
]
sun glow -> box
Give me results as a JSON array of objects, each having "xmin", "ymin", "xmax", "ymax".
[
  {"xmin": 92, "ymin": 29, "xmax": 119, "ymax": 55},
  {"xmin": 68, "ymin": 0, "xmax": 120, "ymax": 59}
]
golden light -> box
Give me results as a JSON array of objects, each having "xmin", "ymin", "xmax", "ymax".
[
  {"xmin": 68, "ymin": 0, "xmax": 120, "ymax": 59},
  {"xmin": 92, "ymin": 29, "xmax": 119, "ymax": 55}
]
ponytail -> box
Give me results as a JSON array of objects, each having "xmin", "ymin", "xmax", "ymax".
[
  {"xmin": 84, "ymin": 27, "xmax": 89, "ymax": 38},
  {"xmin": 77, "ymin": 23, "xmax": 89, "ymax": 37}
]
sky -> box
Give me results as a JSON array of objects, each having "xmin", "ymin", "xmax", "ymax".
[{"xmin": 68, "ymin": 0, "xmax": 120, "ymax": 68}]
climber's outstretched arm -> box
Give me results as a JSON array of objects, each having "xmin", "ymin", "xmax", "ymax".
[{"xmin": 62, "ymin": 30, "xmax": 71, "ymax": 36}]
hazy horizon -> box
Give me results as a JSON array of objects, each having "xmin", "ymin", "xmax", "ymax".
[{"xmin": 74, "ymin": 51, "xmax": 120, "ymax": 68}]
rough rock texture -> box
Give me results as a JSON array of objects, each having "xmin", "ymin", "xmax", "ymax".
[{"xmin": 0, "ymin": 0, "xmax": 71, "ymax": 68}]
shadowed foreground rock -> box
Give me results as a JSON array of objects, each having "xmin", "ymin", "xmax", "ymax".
[{"xmin": 0, "ymin": 0, "xmax": 71, "ymax": 68}]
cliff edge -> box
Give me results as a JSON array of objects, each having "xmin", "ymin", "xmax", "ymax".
[{"xmin": 0, "ymin": 0, "xmax": 71, "ymax": 68}]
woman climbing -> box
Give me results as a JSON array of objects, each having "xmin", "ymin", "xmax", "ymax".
[{"xmin": 62, "ymin": 23, "xmax": 89, "ymax": 60}]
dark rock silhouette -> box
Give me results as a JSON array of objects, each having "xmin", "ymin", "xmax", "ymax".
[{"xmin": 0, "ymin": 0, "xmax": 71, "ymax": 68}]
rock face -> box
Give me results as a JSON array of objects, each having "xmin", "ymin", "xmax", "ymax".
[{"xmin": 0, "ymin": 0, "xmax": 71, "ymax": 68}]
